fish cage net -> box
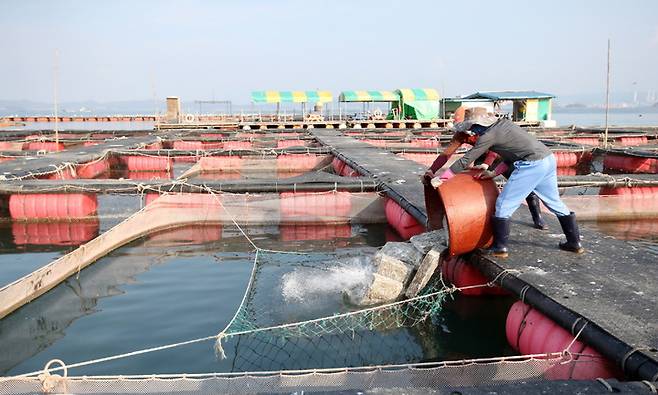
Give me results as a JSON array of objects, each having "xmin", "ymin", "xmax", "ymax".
[{"xmin": 0, "ymin": 354, "xmax": 579, "ymax": 394}]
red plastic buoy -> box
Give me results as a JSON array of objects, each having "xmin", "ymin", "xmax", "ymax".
[
  {"xmin": 276, "ymin": 139, "xmax": 308, "ymax": 149},
  {"xmin": 26, "ymin": 142, "xmax": 65, "ymax": 152},
  {"xmin": 603, "ymin": 154, "xmax": 657, "ymax": 174},
  {"xmin": 433, "ymin": 170, "xmax": 499, "ymax": 256},
  {"xmin": 553, "ymin": 151, "xmax": 578, "ymax": 167},
  {"xmin": 384, "ymin": 198, "xmax": 425, "ymax": 240},
  {"xmin": 9, "ymin": 193, "xmax": 98, "ymax": 219},
  {"xmin": 280, "ymin": 191, "xmax": 352, "ymax": 223},
  {"xmin": 441, "ymin": 255, "xmax": 508, "ymax": 296},
  {"xmin": 332, "ymin": 157, "xmax": 346, "ymax": 174},
  {"xmin": 120, "ymin": 155, "xmax": 172, "ymax": 171},
  {"xmin": 12, "ymin": 220, "xmax": 99, "ymax": 246},
  {"xmin": 618, "ymin": 136, "xmax": 648, "ymax": 146},
  {"xmin": 506, "ymin": 301, "xmax": 620, "ymax": 380}
]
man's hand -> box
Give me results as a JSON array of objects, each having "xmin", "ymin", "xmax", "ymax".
[
  {"xmin": 421, "ymin": 170, "xmax": 434, "ymax": 186},
  {"xmin": 473, "ymin": 169, "xmax": 496, "ymax": 179}
]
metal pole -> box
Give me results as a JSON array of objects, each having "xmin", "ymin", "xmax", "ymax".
[
  {"xmin": 53, "ymin": 49, "xmax": 59, "ymax": 145},
  {"xmin": 604, "ymin": 38, "xmax": 611, "ymax": 149}
]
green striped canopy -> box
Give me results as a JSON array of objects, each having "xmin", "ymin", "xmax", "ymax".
[
  {"xmin": 339, "ymin": 90, "xmax": 400, "ymax": 102},
  {"xmin": 395, "ymin": 88, "xmax": 440, "ymax": 101},
  {"xmin": 251, "ymin": 90, "xmax": 333, "ymax": 104}
]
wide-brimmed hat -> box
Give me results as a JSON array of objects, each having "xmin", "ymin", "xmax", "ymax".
[{"xmin": 452, "ymin": 107, "xmax": 497, "ymax": 134}]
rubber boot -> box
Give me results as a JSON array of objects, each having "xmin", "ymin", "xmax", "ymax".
[
  {"xmin": 557, "ymin": 212, "xmax": 585, "ymax": 254},
  {"xmin": 526, "ymin": 193, "xmax": 548, "ymax": 230},
  {"xmin": 485, "ymin": 217, "xmax": 510, "ymax": 258}
]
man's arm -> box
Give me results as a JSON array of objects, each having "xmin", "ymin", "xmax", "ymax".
[{"xmin": 448, "ymin": 133, "xmax": 495, "ymax": 174}]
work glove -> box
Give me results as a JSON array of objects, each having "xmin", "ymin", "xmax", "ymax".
[
  {"xmin": 471, "ymin": 163, "xmax": 490, "ymax": 170},
  {"xmin": 430, "ymin": 169, "xmax": 455, "ymax": 188}
]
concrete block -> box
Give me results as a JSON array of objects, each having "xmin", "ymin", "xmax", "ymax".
[
  {"xmin": 372, "ymin": 242, "xmax": 423, "ymax": 283},
  {"xmin": 346, "ymin": 273, "xmax": 404, "ymax": 306},
  {"xmin": 409, "ymin": 230, "xmax": 448, "ymax": 255},
  {"xmin": 405, "ymin": 249, "xmax": 444, "ymax": 298}
]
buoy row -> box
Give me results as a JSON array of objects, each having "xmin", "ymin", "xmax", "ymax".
[
  {"xmin": 616, "ymin": 136, "xmax": 648, "ymax": 146},
  {"xmin": 280, "ymin": 191, "xmax": 353, "ymax": 221},
  {"xmin": 119, "ymin": 155, "xmax": 173, "ymax": 171},
  {"xmin": 553, "ymin": 151, "xmax": 579, "ymax": 167},
  {"xmin": 172, "ymin": 140, "xmax": 224, "ymax": 150},
  {"xmin": 506, "ymin": 301, "xmax": 620, "ymax": 380},
  {"xmin": 441, "ymin": 255, "xmax": 508, "ymax": 296},
  {"xmin": 384, "ymin": 198, "xmax": 425, "ymax": 240},
  {"xmin": 276, "ymin": 139, "xmax": 310, "ymax": 149},
  {"xmin": 26, "ymin": 142, "xmax": 66, "ymax": 152},
  {"xmin": 143, "ymin": 191, "xmax": 357, "ymax": 224},
  {"xmin": 603, "ymin": 154, "xmax": 658, "ymax": 173},
  {"xmin": 8, "ymin": 194, "xmax": 98, "ymax": 219},
  {"xmin": 198, "ymin": 154, "xmax": 327, "ymax": 175}
]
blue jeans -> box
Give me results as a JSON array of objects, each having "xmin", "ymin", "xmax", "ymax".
[{"xmin": 495, "ymin": 154, "xmax": 571, "ymax": 219}]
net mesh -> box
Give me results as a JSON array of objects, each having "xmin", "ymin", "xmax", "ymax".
[{"xmin": 0, "ymin": 354, "xmax": 578, "ymax": 394}]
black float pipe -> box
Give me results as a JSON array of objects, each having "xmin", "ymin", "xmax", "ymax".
[{"xmin": 468, "ymin": 253, "xmax": 658, "ymax": 382}]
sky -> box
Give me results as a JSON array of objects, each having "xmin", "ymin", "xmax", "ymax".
[{"xmin": 1, "ymin": 0, "xmax": 657, "ymax": 105}]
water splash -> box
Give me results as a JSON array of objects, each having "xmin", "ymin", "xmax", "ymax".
[{"xmin": 281, "ymin": 256, "xmax": 373, "ymax": 303}]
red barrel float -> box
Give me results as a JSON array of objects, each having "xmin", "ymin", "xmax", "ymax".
[
  {"xmin": 76, "ymin": 159, "xmax": 111, "ymax": 179},
  {"xmin": 384, "ymin": 198, "xmax": 425, "ymax": 240},
  {"xmin": 506, "ymin": 301, "xmax": 620, "ymax": 380},
  {"xmin": 0, "ymin": 141, "xmax": 25, "ymax": 151},
  {"xmin": 441, "ymin": 255, "xmax": 508, "ymax": 296},
  {"xmin": 120, "ymin": 155, "xmax": 172, "ymax": 171},
  {"xmin": 26, "ymin": 142, "xmax": 65, "ymax": 151},
  {"xmin": 332, "ymin": 157, "xmax": 346, "ymax": 175},
  {"xmin": 603, "ymin": 154, "xmax": 657, "ymax": 173},
  {"xmin": 277, "ymin": 139, "xmax": 308, "ymax": 149},
  {"xmin": 618, "ymin": 136, "xmax": 648, "ymax": 146},
  {"xmin": 12, "ymin": 220, "xmax": 99, "ymax": 246},
  {"xmin": 9, "ymin": 193, "xmax": 98, "ymax": 219},
  {"xmin": 553, "ymin": 151, "xmax": 578, "ymax": 167},
  {"xmin": 434, "ymin": 170, "xmax": 499, "ymax": 256},
  {"xmin": 280, "ymin": 191, "xmax": 352, "ymax": 222}
]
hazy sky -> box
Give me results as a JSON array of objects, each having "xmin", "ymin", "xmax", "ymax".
[{"xmin": 2, "ymin": 0, "xmax": 657, "ymax": 104}]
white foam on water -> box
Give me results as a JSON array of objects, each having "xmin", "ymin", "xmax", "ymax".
[{"xmin": 281, "ymin": 256, "xmax": 374, "ymax": 303}]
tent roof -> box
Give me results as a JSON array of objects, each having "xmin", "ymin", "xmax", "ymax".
[
  {"xmin": 464, "ymin": 91, "xmax": 555, "ymax": 100},
  {"xmin": 395, "ymin": 88, "xmax": 440, "ymax": 101},
  {"xmin": 339, "ymin": 90, "xmax": 399, "ymax": 102},
  {"xmin": 251, "ymin": 90, "xmax": 333, "ymax": 103}
]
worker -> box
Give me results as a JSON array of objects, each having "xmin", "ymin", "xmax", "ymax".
[
  {"xmin": 429, "ymin": 107, "xmax": 584, "ymax": 258},
  {"xmin": 422, "ymin": 108, "xmax": 548, "ymax": 231}
]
